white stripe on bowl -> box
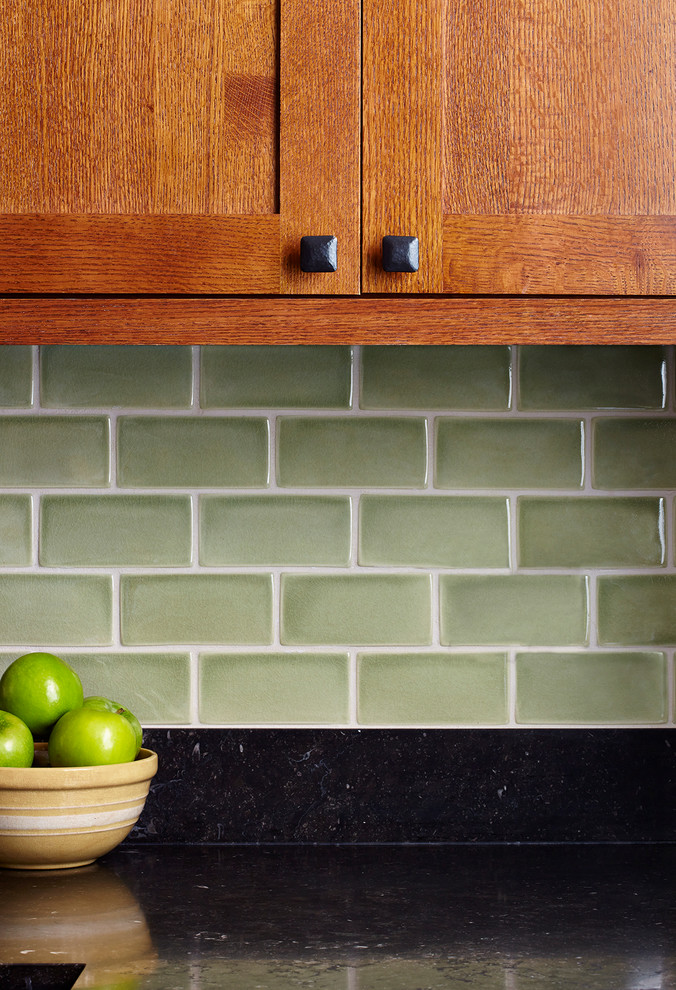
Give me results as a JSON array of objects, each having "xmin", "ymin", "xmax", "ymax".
[{"xmin": 0, "ymin": 803, "xmax": 146, "ymax": 831}]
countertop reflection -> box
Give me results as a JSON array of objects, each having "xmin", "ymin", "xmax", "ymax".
[{"xmin": 2, "ymin": 843, "xmax": 675, "ymax": 989}]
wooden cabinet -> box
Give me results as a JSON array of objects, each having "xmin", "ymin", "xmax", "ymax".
[
  {"xmin": 0, "ymin": 0, "xmax": 360, "ymax": 296},
  {"xmin": 362, "ymin": 0, "xmax": 676, "ymax": 296},
  {"xmin": 1, "ymin": 0, "xmax": 675, "ymax": 341}
]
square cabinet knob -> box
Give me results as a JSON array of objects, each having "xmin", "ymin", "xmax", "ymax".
[
  {"xmin": 300, "ymin": 235, "xmax": 338, "ymax": 273},
  {"xmin": 382, "ymin": 235, "xmax": 419, "ymax": 273}
]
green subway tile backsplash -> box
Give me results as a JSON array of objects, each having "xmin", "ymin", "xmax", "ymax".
[
  {"xmin": 0, "ymin": 575, "xmax": 113, "ymax": 645},
  {"xmin": 436, "ymin": 419, "xmax": 584, "ymax": 489},
  {"xmin": 41, "ymin": 495, "xmax": 192, "ymax": 566},
  {"xmin": 358, "ymin": 652, "xmax": 508, "ymax": 725},
  {"xmin": 0, "ymin": 416, "xmax": 110, "ymax": 487},
  {"xmin": 201, "ymin": 346, "xmax": 352, "ymax": 408},
  {"xmin": 359, "ymin": 496, "xmax": 509, "ymax": 567},
  {"xmin": 121, "ymin": 575, "xmax": 273, "ymax": 645},
  {"xmin": 518, "ymin": 497, "xmax": 664, "ymax": 568},
  {"xmin": 199, "ymin": 652, "xmax": 350, "ymax": 724},
  {"xmin": 0, "ymin": 346, "xmax": 33, "ymax": 407},
  {"xmin": 440, "ymin": 575, "xmax": 589, "ymax": 646},
  {"xmin": 281, "ymin": 575, "xmax": 432, "ymax": 645},
  {"xmin": 118, "ymin": 416, "xmax": 269, "ymax": 488},
  {"xmin": 360, "ymin": 346, "xmax": 511, "ymax": 409},
  {"xmin": 41, "ymin": 345, "xmax": 193, "ymax": 408},
  {"xmin": 200, "ymin": 495, "xmax": 351, "ymax": 566},
  {"xmin": 0, "ymin": 496, "xmax": 32, "ymax": 565},
  {"xmin": 0, "ymin": 343, "xmax": 673, "ymax": 728},
  {"xmin": 278, "ymin": 417, "xmax": 427, "ymax": 488},
  {"xmin": 593, "ymin": 418, "xmax": 676, "ymax": 489},
  {"xmin": 516, "ymin": 652, "xmax": 667, "ymax": 724},
  {"xmin": 519, "ymin": 346, "xmax": 667, "ymax": 410}
]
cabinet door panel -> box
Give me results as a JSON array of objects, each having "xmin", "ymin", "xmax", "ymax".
[
  {"xmin": 0, "ymin": 0, "xmax": 360, "ymax": 294},
  {"xmin": 364, "ymin": 0, "xmax": 676, "ymax": 295}
]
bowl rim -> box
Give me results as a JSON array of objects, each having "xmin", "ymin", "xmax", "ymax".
[{"xmin": 0, "ymin": 743, "xmax": 158, "ymax": 789}]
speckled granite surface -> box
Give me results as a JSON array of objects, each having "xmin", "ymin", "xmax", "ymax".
[
  {"xmin": 2, "ymin": 845, "xmax": 675, "ymax": 989},
  {"xmin": 134, "ymin": 728, "xmax": 676, "ymax": 843}
]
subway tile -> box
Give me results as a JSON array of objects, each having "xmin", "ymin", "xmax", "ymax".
[
  {"xmin": 0, "ymin": 416, "xmax": 110, "ymax": 487},
  {"xmin": 121, "ymin": 574, "xmax": 273, "ymax": 645},
  {"xmin": 0, "ymin": 575, "xmax": 112, "ymax": 645},
  {"xmin": 41, "ymin": 345, "xmax": 193, "ymax": 408},
  {"xmin": 281, "ymin": 574, "xmax": 432, "ymax": 645},
  {"xmin": 519, "ymin": 346, "xmax": 667, "ymax": 410},
  {"xmin": 201, "ymin": 346, "xmax": 352, "ymax": 408},
  {"xmin": 518, "ymin": 497, "xmax": 664, "ymax": 568},
  {"xmin": 440, "ymin": 575, "xmax": 589, "ymax": 646},
  {"xmin": 200, "ymin": 495, "xmax": 351, "ymax": 566},
  {"xmin": 60, "ymin": 652, "xmax": 192, "ymax": 724},
  {"xmin": 516, "ymin": 652, "xmax": 667, "ymax": 724},
  {"xmin": 199, "ymin": 652, "xmax": 350, "ymax": 723},
  {"xmin": 360, "ymin": 346, "xmax": 511, "ymax": 410},
  {"xmin": 593, "ymin": 418, "xmax": 676, "ymax": 489},
  {"xmin": 40, "ymin": 495, "xmax": 192, "ymax": 566},
  {"xmin": 436, "ymin": 419, "xmax": 584, "ymax": 489},
  {"xmin": 117, "ymin": 417, "xmax": 269, "ymax": 488},
  {"xmin": 359, "ymin": 495, "xmax": 509, "ymax": 567},
  {"xmin": 357, "ymin": 652, "xmax": 508, "ymax": 725},
  {"xmin": 0, "ymin": 496, "xmax": 32, "ymax": 565},
  {"xmin": 278, "ymin": 417, "xmax": 427, "ymax": 488},
  {"xmin": 598, "ymin": 576, "xmax": 676, "ymax": 645},
  {"xmin": 0, "ymin": 347, "xmax": 33, "ymax": 407}
]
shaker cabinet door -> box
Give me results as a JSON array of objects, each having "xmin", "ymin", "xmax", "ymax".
[
  {"xmin": 0, "ymin": 0, "xmax": 360, "ymax": 295},
  {"xmin": 362, "ymin": 0, "xmax": 676, "ymax": 295}
]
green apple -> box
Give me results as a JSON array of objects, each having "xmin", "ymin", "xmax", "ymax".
[
  {"xmin": 0, "ymin": 652, "xmax": 83, "ymax": 738},
  {"xmin": 48, "ymin": 707, "xmax": 138, "ymax": 767},
  {"xmin": 0, "ymin": 710, "xmax": 34, "ymax": 767},
  {"xmin": 83, "ymin": 696, "xmax": 143, "ymax": 756}
]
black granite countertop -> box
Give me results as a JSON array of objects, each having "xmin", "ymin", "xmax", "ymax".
[{"xmin": 2, "ymin": 843, "xmax": 675, "ymax": 989}]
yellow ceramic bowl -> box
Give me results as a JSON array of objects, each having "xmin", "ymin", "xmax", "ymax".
[{"xmin": 0, "ymin": 743, "xmax": 157, "ymax": 870}]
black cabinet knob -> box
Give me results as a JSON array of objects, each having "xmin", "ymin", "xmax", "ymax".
[
  {"xmin": 300, "ymin": 235, "xmax": 338, "ymax": 273},
  {"xmin": 382, "ymin": 235, "xmax": 419, "ymax": 273}
]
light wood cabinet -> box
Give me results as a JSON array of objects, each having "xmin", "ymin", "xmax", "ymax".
[{"xmin": 1, "ymin": 0, "xmax": 675, "ymax": 341}]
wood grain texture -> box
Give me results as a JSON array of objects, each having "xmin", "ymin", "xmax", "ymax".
[
  {"xmin": 0, "ymin": 216, "xmax": 280, "ymax": 293},
  {"xmin": 444, "ymin": 216, "xmax": 676, "ymax": 294},
  {"xmin": 0, "ymin": 0, "xmax": 277, "ymax": 215},
  {"xmin": 362, "ymin": 0, "xmax": 444, "ymax": 293},
  {"xmin": 1, "ymin": 297, "xmax": 675, "ymax": 344},
  {"xmin": 444, "ymin": 0, "xmax": 676, "ymax": 215},
  {"xmin": 280, "ymin": 0, "xmax": 360, "ymax": 294}
]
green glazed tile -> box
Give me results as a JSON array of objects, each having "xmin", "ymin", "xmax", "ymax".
[
  {"xmin": 41, "ymin": 345, "xmax": 193, "ymax": 408},
  {"xmin": 359, "ymin": 496, "xmax": 509, "ymax": 567},
  {"xmin": 278, "ymin": 417, "xmax": 427, "ymax": 488},
  {"xmin": 598, "ymin": 576, "xmax": 676, "ymax": 645},
  {"xmin": 0, "ymin": 416, "xmax": 110, "ymax": 487},
  {"xmin": 121, "ymin": 574, "xmax": 273, "ymax": 645},
  {"xmin": 0, "ymin": 496, "xmax": 32, "ymax": 565},
  {"xmin": 357, "ymin": 652, "xmax": 508, "ymax": 725},
  {"xmin": 201, "ymin": 346, "xmax": 352, "ymax": 408},
  {"xmin": 0, "ymin": 575, "xmax": 112, "ymax": 645},
  {"xmin": 436, "ymin": 418, "xmax": 584, "ymax": 489},
  {"xmin": 593, "ymin": 418, "xmax": 676, "ymax": 489},
  {"xmin": 281, "ymin": 574, "xmax": 432, "ymax": 645},
  {"xmin": 518, "ymin": 497, "xmax": 664, "ymax": 567},
  {"xmin": 117, "ymin": 417, "xmax": 269, "ymax": 488},
  {"xmin": 40, "ymin": 495, "xmax": 192, "ymax": 566},
  {"xmin": 519, "ymin": 346, "xmax": 667, "ymax": 410},
  {"xmin": 361, "ymin": 346, "xmax": 511, "ymax": 410},
  {"xmin": 516, "ymin": 652, "xmax": 666, "ymax": 723},
  {"xmin": 440, "ymin": 575, "xmax": 589, "ymax": 646},
  {"xmin": 199, "ymin": 652, "xmax": 350, "ymax": 723},
  {"xmin": 0, "ymin": 347, "xmax": 33, "ymax": 407},
  {"xmin": 61, "ymin": 652, "xmax": 192, "ymax": 723},
  {"xmin": 200, "ymin": 495, "xmax": 351, "ymax": 566}
]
